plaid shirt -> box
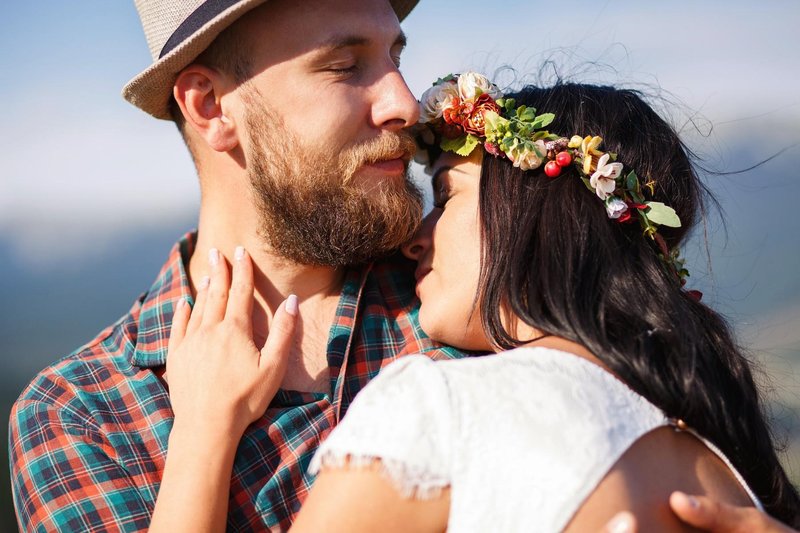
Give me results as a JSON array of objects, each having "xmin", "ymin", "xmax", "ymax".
[{"xmin": 9, "ymin": 232, "xmax": 465, "ymax": 532}]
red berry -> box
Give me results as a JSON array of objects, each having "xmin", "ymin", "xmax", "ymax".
[
  {"xmin": 544, "ymin": 161, "xmax": 562, "ymax": 178},
  {"xmin": 555, "ymin": 151, "xmax": 572, "ymax": 167}
]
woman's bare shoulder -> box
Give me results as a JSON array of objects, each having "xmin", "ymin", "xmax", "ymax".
[{"xmin": 565, "ymin": 426, "xmax": 755, "ymax": 532}]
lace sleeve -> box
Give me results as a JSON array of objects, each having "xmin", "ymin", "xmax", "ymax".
[{"xmin": 308, "ymin": 355, "xmax": 453, "ymax": 499}]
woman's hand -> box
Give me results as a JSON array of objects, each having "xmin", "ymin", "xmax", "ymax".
[
  {"xmin": 150, "ymin": 246, "xmax": 298, "ymax": 533},
  {"xmin": 167, "ymin": 246, "xmax": 298, "ymax": 438}
]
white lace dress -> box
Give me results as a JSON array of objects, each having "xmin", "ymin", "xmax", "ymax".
[{"xmin": 309, "ymin": 347, "xmax": 763, "ymax": 532}]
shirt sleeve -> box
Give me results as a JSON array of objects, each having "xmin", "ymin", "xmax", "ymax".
[
  {"xmin": 9, "ymin": 397, "xmax": 153, "ymax": 532},
  {"xmin": 309, "ymin": 355, "xmax": 453, "ymax": 499}
]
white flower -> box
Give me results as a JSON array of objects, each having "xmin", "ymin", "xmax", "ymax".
[
  {"xmin": 507, "ymin": 140, "xmax": 547, "ymax": 171},
  {"xmin": 589, "ymin": 153, "xmax": 623, "ymax": 200},
  {"xmin": 605, "ymin": 197, "xmax": 628, "ymax": 219},
  {"xmin": 457, "ymin": 71, "xmax": 502, "ymax": 102},
  {"xmin": 418, "ymin": 81, "xmax": 459, "ymax": 123}
]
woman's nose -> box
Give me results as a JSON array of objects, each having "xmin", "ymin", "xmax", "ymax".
[{"xmin": 402, "ymin": 211, "xmax": 437, "ymax": 261}]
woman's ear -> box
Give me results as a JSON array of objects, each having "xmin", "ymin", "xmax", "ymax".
[{"xmin": 173, "ymin": 65, "xmax": 239, "ymax": 153}]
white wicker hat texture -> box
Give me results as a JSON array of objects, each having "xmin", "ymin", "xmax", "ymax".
[{"xmin": 123, "ymin": 0, "xmax": 420, "ymax": 119}]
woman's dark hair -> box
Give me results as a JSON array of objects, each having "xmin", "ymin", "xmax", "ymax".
[{"xmin": 476, "ymin": 83, "xmax": 800, "ymax": 524}]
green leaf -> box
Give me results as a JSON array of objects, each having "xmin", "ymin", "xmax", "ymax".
[
  {"xmin": 483, "ymin": 110, "xmax": 505, "ymax": 135},
  {"xmin": 639, "ymin": 212, "xmax": 657, "ymax": 238},
  {"xmin": 530, "ymin": 113, "xmax": 555, "ymax": 129},
  {"xmin": 645, "ymin": 201, "xmax": 682, "ymax": 227},
  {"xmin": 518, "ymin": 107, "xmax": 537, "ymax": 122},
  {"xmin": 440, "ymin": 134, "xmax": 481, "ymax": 156},
  {"xmin": 433, "ymin": 74, "xmax": 456, "ymax": 86},
  {"xmin": 626, "ymin": 170, "xmax": 639, "ymax": 192}
]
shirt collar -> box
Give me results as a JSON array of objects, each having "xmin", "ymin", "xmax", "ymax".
[
  {"xmin": 129, "ymin": 232, "xmax": 374, "ymax": 372},
  {"xmin": 131, "ymin": 232, "xmax": 196, "ymax": 368}
]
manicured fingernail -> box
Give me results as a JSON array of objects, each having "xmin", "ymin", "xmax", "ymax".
[
  {"xmin": 285, "ymin": 294, "xmax": 298, "ymax": 316},
  {"xmin": 199, "ymin": 276, "xmax": 210, "ymax": 290},
  {"xmin": 234, "ymin": 246, "xmax": 245, "ymax": 261},
  {"xmin": 673, "ymin": 491, "xmax": 698, "ymax": 509},
  {"xmin": 607, "ymin": 513, "xmax": 634, "ymax": 533},
  {"xmin": 686, "ymin": 494, "xmax": 699, "ymax": 509},
  {"xmin": 208, "ymin": 248, "xmax": 220, "ymax": 267},
  {"xmin": 175, "ymin": 298, "xmax": 185, "ymax": 310}
]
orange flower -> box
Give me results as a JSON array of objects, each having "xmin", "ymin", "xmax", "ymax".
[{"xmin": 462, "ymin": 94, "xmax": 501, "ymax": 136}]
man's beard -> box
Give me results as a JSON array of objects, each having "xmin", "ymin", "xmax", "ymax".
[{"xmin": 243, "ymin": 90, "xmax": 423, "ymax": 267}]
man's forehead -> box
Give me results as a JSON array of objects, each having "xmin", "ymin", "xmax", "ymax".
[
  {"xmin": 240, "ymin": 0, "xmax": 403, "ymax": 57},
  {"xmin": 247, "ymin": 0, "xmax": 400, "ymax": 40}
]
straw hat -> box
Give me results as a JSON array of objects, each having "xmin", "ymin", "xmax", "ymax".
[{"xmin": 123, "ymin": 0, "xmax": 420, "ymax": 120}]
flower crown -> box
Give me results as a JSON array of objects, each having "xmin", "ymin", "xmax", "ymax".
[{"xmin": 417, "ymin": 72, "xmax": 696, "ymax": 291}]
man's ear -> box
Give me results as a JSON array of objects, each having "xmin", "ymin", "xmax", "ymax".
[{"xmin": 173, "ymin": 65, "xmax": 239, "ymax": 153}]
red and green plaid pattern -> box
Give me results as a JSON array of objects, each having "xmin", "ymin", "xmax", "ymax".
[{"xmin": 9, "ymin": 233, "xmax": 465, "ymax": 531}]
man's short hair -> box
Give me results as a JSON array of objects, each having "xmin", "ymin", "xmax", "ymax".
[{"xmin": 168, "ymin": 20, "xmax": 254, "ymax": 142}]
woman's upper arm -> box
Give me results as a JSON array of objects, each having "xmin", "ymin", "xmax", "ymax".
[
  {"xmin": 566, "ymin": 426, "xmax": 755, "ymax": 532},
  {"xmin": 293, "ymin": 356, "xmax": 453, "ymax": 532},
  {"xmin": 291, "ymin": 462, "xmax": 449, "ymax": 533}
]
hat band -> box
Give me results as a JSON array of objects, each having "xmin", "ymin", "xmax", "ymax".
[{"xmin": 159, "ymin": 0, "xmax": 243, "ymax": 59}]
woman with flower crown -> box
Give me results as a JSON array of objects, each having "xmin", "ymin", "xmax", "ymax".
[{"xmin": 152, "ymin": 72, "xmax": 800, "ymax": 532}]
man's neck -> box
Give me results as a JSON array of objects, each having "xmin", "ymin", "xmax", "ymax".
[{"xmin": 188, "ymin": 193, "xmax": 347, "ymax": 394}]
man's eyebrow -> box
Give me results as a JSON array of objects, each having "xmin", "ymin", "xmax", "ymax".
[{"xmin": 315, "ymin": 31, "xmax": 407, "ymax": 54}]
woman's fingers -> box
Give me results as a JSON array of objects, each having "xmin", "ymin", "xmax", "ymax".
[
  {"xmin": 202, "ymin": 248, "xmax": 230, "ymax": 326},
  {"xmin": 187, "ymin": 275, "xmax": 210, "ymax": 335},
  {"xmin": 259, "ymin": 295, "xmax": 299, "ymax": 380},
  {"xmin": 168, "ymin": 299, "xmax": 191, "ymax": 353},
  {"xmin": 226, "ymin": 246, "xmax": 255, "ymax": 336}
]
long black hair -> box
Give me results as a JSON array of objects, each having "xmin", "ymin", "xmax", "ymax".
[{"xmin": 476, "ymin": 83, "xmax": 800, "ymax": 524}]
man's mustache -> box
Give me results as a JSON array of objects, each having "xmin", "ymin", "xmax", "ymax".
[{"xmin": 341, "ymin": 131, "xmax": 417, "ymax": 181}]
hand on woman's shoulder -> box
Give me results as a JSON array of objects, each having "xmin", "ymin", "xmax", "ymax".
[{"xmin": 567, "ymin": 425, "xmax": 755, "ymax": 532}]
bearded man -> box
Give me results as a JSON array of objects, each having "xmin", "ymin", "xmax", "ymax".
[
  {"xmin": 8, "ymin": 1, "xmax": 464, "ymax": 530},
  {"xmin": 8, "ymin": 0, "xmax": 790, "ymax": 531}
]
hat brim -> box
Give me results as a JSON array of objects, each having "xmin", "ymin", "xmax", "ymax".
[{"xmin": 122, "ymin": 0, "xmax": 420, "ymax": 120}]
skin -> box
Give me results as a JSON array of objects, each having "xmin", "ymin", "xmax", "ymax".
[
  {"xmin": 148, "ymin": 0, "xmax": 418, "ymax": 530},
  {"xmin": 140, "ymin": 0, "xmax": 796, "ymax": 530},
  {"xmin": 296, "ymin": 152, "xmax": 766, "ymax": 532},
  {"xmin": 174, "ymin": 0, "xmax": 418, "ymax": 394},
  {"xmin": 605, "ymin": 492, "xmax": 797, "ymax": 533},
  {"xmin": 407, "ymin": 150, "xmax": 488, "ymax": 351}
]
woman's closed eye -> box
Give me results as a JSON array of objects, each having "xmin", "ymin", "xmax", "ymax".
[{"xmin": 432, "ymin": 166, "xmax": 453, "ymax": 209}]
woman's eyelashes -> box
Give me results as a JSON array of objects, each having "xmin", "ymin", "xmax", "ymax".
[
  {"xmin": 431, "ymin": 167, "xmax": 453, "ymax": 209},
  {"xmin": 432, "ymin": 189, "xmax": 451, "ymax": 209}
]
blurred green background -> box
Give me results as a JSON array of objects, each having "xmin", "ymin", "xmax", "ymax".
[{"xmin": 2, "ymin": 1, "xmax": 798, "ymax": 529}]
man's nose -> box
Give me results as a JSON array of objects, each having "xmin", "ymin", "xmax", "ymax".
[{"xmin": 370, "ymin": 69, "xmax": 420, "ymax": 131}]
